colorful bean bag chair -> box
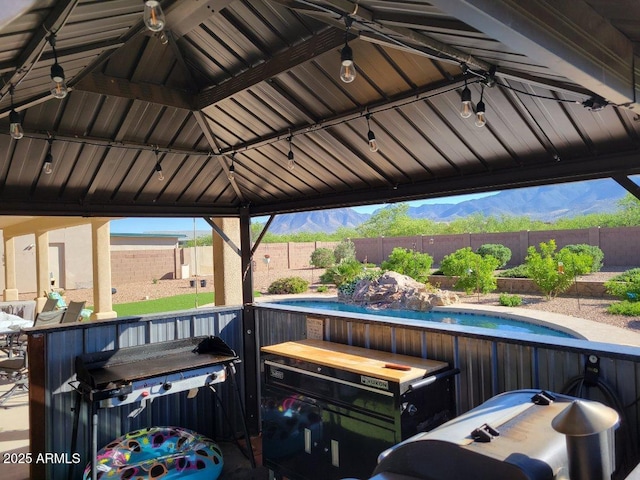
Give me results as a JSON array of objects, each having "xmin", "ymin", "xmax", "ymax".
[{"xmin": 84, "ymin": 426, "xmax": 223, "ymax": 479}]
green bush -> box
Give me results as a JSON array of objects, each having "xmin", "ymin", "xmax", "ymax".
[
  {"xmin": 310, "ymin": 247, "xmax": 335, "ymax": 268},
  {"xmin": 525, "ymin": 240, "xmax": 592, "ymax": 299},
  {"xmin": 380, "ymin": 247, "xmax": 433, "ymax": 283},
  {"xmin": 267, "ymin": 277, "xmax": 309, "ymax": 294},
  {"xmin": 498, "ymin": 264, "xmax": 529, "ymax": 278},
  {"xmin": 440, "ymin": 247, "xmax": 500, "ymax": 294},
  {"xmin": 476, "ymin": 244, "xmax": 512, "ymax": 268},
  {"xmin": 320, "ymin": 260, "xmax": 365, "ymax": 287},
  {"xmin": 499, "ymin": 293, "xmax": 522, "ymax": 307},
  {"xmin": 562, "ymin": 244, "xmax": 604, "ymax": 273},
  {"xmin": 316, "ymin": 285, "xmax": 329, "ymax": 293},
  {"xmin": 334, "ymin": 239, "xmax": 357, "ymax": 264},
  {"xmin": 607, "ymin": 300, "xmax": 640, "ymax": 316},
  {"xmin": 604, "ymin": 268, "xmax": 640, "ymax": 301},
  {"xmin": 608, "ymin": 268, "xmax": 640, "ymax": 283}
]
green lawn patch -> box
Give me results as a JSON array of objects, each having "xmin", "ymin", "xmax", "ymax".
[
  {"xmin": 111, "ymin": 291, "xmax": 261, "ymax": 317},
  {"xmin": 113, "ymin": 292, "xmax": 215, "ymax": 317}
]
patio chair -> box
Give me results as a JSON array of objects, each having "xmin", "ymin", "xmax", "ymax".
[
  {"xmin": 0, "ymin": 349, "xmax": 28, "ymax": 406},
  {"xmin": 33, "ymin": 309, "xmax": 65, "ymax": 326},
  {"xmin": 61, "ymin": 301, "xmax": 86, "ymax": 324},
  {"xmin": 41, "ymin": 297, "xmax": 58, "ymax": 313}
]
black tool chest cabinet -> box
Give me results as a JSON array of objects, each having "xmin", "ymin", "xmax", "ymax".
[{"xmin": 260, "ymin": 339, "xmax": 457, "ymax": 480}]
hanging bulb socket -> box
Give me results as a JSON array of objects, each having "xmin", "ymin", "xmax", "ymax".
[
  {"xmin": 475, "ymin": 100, "xmax": 487, "ymax": 127},
  {"xmin": 339, "ymin": 17, "xmax": 356, "ymax": 83},
  {"xmin": 367, "ymin": 129, "xmax": 379, "ymax": 152},
  {"xmin": 228, "ymin": 154, "xmax": 236, "ymax": 181},
  {"xmin": 287, "ymin": 136, "xmax": 295, "ymax": 170},
  {"xmin": 9, "ymin": 87, "xmax": 23, "ymax": 140},
  {"xmin": 460, "ymin": 85, "xmax": 472, "ymax": 119},
  {"xmin": 287, "ymin": 149, "xmax": 295, "ymax": 170},
  {"xmin": 340, "ymin": 44, "xmax": 356, "ymax": 84},
  {"xmin": 43, "ymin": 152, "xmax": 53, "ymax": 175},
  {"xmin": 49, "ymin": 36, "xmax": 68, "ymax": 99},
  {"xmin": 366, "ymin": 113, "xmax": 379, "ymax": 152},
  {"xmin": 155, "ymin": 162, "xmax": 164, "ymax": 181},
  {"xmin": 9, "ymin": 109, "xmax": 23, "ymax": 140},
  {"xmin": 143, "ymin": 0, "xmax": 166, "ymax": 32}
]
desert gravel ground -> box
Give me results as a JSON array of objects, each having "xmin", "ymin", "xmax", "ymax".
[{"xmin": 19, "ymin": 267, "xmax": 640, "ymax": 332}]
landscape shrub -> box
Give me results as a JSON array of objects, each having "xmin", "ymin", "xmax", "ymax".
[
  {"xmin": 316, "ymin": 285, "xmax": 329, "ymax": 293},
  {"xmin": 607, "ymin": 300, "xmax": 640, "ymax": 316},
  {"xmin": 562, "ymin": 244, "xmax": 604, "ymax": 273},
  {"xmin": 498, "ymin": 264, "xmax": 529, "ymax": 278},
  {"xmin": 440, "ymin": 247, "xmax": 500, "ymax": 294},
  {"xmin": 320, "ymin": 259, "xmax": 365, "ymax": 287},
  {"xmin": 525, "ymin": 240, "xmax": 592, "ymax": 299},
  {"xmin": 604, "ymin": 268, "xmax": 640, "ymax": 301},
  {"xmin": 310, "ymin": 247, "xmax": 335, "ymax": 268},
  {"xmin": 499, "ymin": 293, "xmax": 522, "ymax": 307},
  {"xmin": 476, "ymin": 244, "xmax": 512, "ymax": 268},
  {"xmin": 380, "ymin": 247, "xmax": 433, "ymax": 283},
  {"xmin": 267, "ymin": 277, "xmax": 309, "ymax": 294},
  {"xmin": 333, "ymin": 239, "xmax": 357, "ymax": 264}
]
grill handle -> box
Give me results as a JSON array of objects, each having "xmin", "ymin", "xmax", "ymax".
[{"xmin": 407, "ymin": 368, "xmax": 460, "ymax": 392}]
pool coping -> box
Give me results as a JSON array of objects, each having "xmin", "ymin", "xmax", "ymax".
[{"xmin": 255, "ymin": 294, "xmax": 640, "ymax": 347}]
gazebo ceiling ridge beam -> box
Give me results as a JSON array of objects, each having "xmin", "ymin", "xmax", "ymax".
[
  {"xmin": 196, "ymin": 26, "xmax": 346, "ymax": 110},
  {"xmin": 281, "ymin": 0, "xmax": 491, "ymax": 71}
]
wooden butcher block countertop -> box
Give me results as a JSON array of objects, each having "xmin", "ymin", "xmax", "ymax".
[{"xmin": 261, "ymin": 339, "xmax": 448, "ymax": 383}]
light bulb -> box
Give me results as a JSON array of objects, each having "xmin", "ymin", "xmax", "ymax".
[
  {"xmin": 367, "ymin": 130, "xmax": 379, "ymax": 152},
  {"xmin": 43, "ymin": 153, "xmax": 53, "ymax": 175},
  {"xmin": 340, "ymin": 44, "xmax": 356, "ymax": 83},
  {"xmin": 287, "ymin": 150, "xmax": 295, "ymax": 170},
  {"xmin": 460, "ymin": 86, "xmax": 472, "ymax": 118},
  {"xmin": 475, "ymin": 100, "xmax": 486, "ymax": 127},
  {"xmin": 9, "ymin": 110, "xmax": 23, "ymax": 140},
  {"xmin": 228, "ymin": 164, "xmax": 235, "ymax": 180},
  {"xmin": 155, "ymin": 163, "xmax": 164, "ymax": 181},
  {"xmin": 50, "ymin": 63, "xmax": 68, "ymax": 99},
  {"xmin": 144, "ymin": 0, "xmax": 166, "ymax": 32}
]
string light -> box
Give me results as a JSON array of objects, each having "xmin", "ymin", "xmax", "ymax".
[
  {"xmin": 340, "ymin": 17, "xmax": 356, "ymax": 84},
  {"xmin": 460, "ymin": 79, "xmax": 472, "ymax": 119},
  {"xmin": 143, "ymin": 0, "xmax": 166, "ymax": 32},
  {"xmin": 365, "ymin": 113, "xmax": 379, "ymax": 152},
  {"xmin": 228, "ymin": 153, "xmax": 236, "ymax": 180},
  {"xmin": 43, "ymin": 137, "xmax": 53, "ymax": 175},
  {"xmin": 475, "ymin": 85, "xmax": 487, "ymax": 127},
  {"xmin": 48, "ymin": 35, "xmax": 68, "ymax": 99},
  {"xmin": 153, "ymin": 148, "xmax": 164, "ymax": 181},
  {"xmin": 9, "ymin": 86, "xmax": 23, "ymax": 140},
  {"xmin": 287, "ymin": 136, "xmax": 295, "ymax": 170}
]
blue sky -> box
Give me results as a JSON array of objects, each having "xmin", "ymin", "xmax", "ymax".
[{"xmin": 109, "ymin": 192, "xmax": 498, "ymax": 234}]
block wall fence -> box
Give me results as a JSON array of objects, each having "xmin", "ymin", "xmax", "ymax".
[{"xmin": 107, "ymin": 227, "xmax": 640, "ymax": 286}]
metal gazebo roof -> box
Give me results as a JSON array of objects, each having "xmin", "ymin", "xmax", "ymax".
[{"xmin": 0, "ymin": 0, "xmax": 639, "ymax": 219}]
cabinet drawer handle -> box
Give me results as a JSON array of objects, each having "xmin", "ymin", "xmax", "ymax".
[{"xmin": 304, "ymin": 428, "xmax": 311, "ymax": 454}]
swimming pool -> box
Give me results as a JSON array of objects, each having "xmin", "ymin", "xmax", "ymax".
[{"xmin": 269, "ymin": 300, "xmax": 575, "ymax": 338}]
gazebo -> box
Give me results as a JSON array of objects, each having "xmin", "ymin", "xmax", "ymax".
[{"xmin": 1, "ymin": 1, "xmax": 640, "ymax": 478}]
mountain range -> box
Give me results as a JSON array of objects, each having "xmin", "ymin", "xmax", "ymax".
[{"xmin": 266, "ymin": 179, "xmax": 629, "ymax": 234}]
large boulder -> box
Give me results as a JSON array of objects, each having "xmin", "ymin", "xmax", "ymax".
[{"xmin": 343, "ymin": 271, "xmax": 459, "ymax": 311}]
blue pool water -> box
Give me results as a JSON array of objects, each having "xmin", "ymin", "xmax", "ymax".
[{"xmin": 271, "ymin": 300, "xmax": 575, "ymax": 338}]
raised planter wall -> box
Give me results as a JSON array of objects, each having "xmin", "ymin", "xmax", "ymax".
[{"xmin": 428, "ymin": 275, "xmax": 610, "ymax": 297}]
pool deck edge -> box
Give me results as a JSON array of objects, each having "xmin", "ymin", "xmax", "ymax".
[{"xmin": 254, "ymin": 294, "xmax": 640, "ymax": 347}]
